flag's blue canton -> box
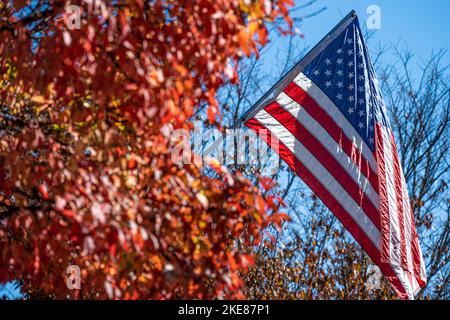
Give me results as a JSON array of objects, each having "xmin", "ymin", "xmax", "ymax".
[{"xmin": 302, "ymin": 19, "xmax": 390, "ymax": 152}]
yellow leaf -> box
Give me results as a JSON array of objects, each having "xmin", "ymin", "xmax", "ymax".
[{"xmin": 31, "ymin": 95, "xmax": 46, "ymax": 104}]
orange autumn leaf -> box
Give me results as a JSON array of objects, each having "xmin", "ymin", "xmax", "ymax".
[{"xmin": 0, "ymin": 0, "xmax": 294, "ymax": 300}]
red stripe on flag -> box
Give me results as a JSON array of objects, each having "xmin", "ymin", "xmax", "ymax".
[
  {"xmin": 245, "ymin": 117, "xmax": 409, "ymax": 299},
  {"xmin": 408, "ymin": 203, "xmax": 426, "ymax": 287},
  {"xmin": 390, "ymin": 132, "xmax": 409, "ymax": 269},
  {"xmin": 375, "ymin": 123, "xmax": 391, "ymax": 264},
  {"xmin": 264, "ymin": 101, "xmax": 380, "ymax": 230},
  {"xmin": 245, "ymin": 118, "xmax": 294, "ymax": 168},
  {"xmin": 283, "ymin": 82, "xmax": 379, "ymax": 191}
]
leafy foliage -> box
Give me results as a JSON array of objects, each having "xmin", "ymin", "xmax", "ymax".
[{"xmin": 0, "ymin": 0, "xmax": 293, "ymax": 299}]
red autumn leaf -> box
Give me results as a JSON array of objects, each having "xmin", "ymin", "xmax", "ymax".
[
  {"xmin": 0, "ymin": 0, "xmax": 294, "ymax": 300},
  {"xmin": 127, "ymin": 157, "xmax": 137, "ymax": 170},
  {"xmin": 207, "ymin": 105, "xmax": 217, "ymax": 124},
  {"xmin": 271, "ymin": 212, "xmax": 291, "ymax": 226},
  {"xmin": 38, "ymin": 183, "xmax": 49, "ymax": 200},
  {"xmin": 257, "ymin": 27, "xmax": 268, "ymax": 46},
  {"xmin": 62, "ymin": 209, "xmax": 75, "ymax": 218}
]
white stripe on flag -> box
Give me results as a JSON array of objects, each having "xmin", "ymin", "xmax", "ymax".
[{"xmin": 380, "ymin": 127, "xmax": 402, "ymax": 266}]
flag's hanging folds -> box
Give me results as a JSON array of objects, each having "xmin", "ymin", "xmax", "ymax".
[{"xmin": 243, "ymin": 11, "xmax": 427, "ymax": 299}]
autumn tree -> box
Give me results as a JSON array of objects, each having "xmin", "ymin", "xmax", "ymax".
[{"xmin": 0, "ymin": 0, "xmax": 295, "ymax": 299}]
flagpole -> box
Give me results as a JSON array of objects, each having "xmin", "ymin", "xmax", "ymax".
[{"xmin": 204, "ymin": 10, "xmax": 357, "ymax": 157}]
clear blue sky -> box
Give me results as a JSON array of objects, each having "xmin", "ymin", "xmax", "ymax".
[{"xmin": 296, "ymin": 0, "xmax": 449, "ymax": 64}]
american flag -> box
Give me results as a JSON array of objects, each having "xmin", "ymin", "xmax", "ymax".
[{"xmin": 244, "ymin": 12, "xmax": 427, "ymax": 299}]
